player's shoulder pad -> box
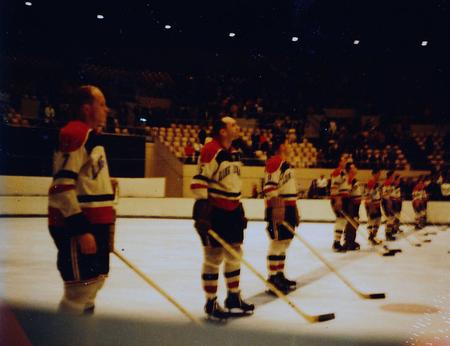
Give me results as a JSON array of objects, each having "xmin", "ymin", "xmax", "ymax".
[
  {"xmin": 367, "ymin": 179, "xmax": 375, "ymax": 189},
  {"xmin": 59, "ymin": 121, "xmax": 90, "ymax": 152},
  {"xmin": 331, "ymin": 167, "xmax": 342, "ymax": 177},
  {"xmin": 265, "ymin": 155, "xmax": 282, "ymax": 174},
  {"xmin": 200, "ymin": 140, "xmax": 222, "ymax": 164}
]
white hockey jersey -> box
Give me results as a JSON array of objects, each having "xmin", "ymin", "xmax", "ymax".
[
  {"xmin": 263, "ymin": 155, "xmax": 298, "ymax": 206},
  {"xmin": 190, "ymin": 139, "xmax": 242, "ymax": 211},
  {"xmin": 48, "ymin": 120, "xmax": 115, "ymax": 233}
]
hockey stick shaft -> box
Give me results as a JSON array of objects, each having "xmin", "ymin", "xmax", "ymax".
[
  {"xmin": 282, "ymin": 222, "xmax": 385, "ymax": 299},
  {"xmin": 113, "ymin": 249, "xmax": 202, "ymax": 326},
  {"xmin": 207, "ymin": 229, "xmax": 335, "ymax": 323}
]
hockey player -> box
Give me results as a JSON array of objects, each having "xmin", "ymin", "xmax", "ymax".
[
  {"xmin": 382, "ymin": 170, "xmax": 396, "ymax": 241},
  {"xmin": 391, "ymin": 174, "xmax": 403, "ymax": 234},
  {"xmin": 342, "ymin": 162, "xmax": 361, "ymax": 251},
  {"xmin": 263, "ymin": 136, "xmax": 300, "ymax": 294},
  {"xmin": 365, "ymin": 168, "xmax": 383, "ymax": 245},
  {"xmin": 48, "ymin": 85, "xmax": 115, "ymax": 315},
  {"xmin": 191, "ymin": 116, "xmax": 254, "ymax": 320},
  {"xmin": 412, "ymin": 176, "xmax": 428, "ymax": 229},
  {"xmin": 330, "ymin": 156, "xmax": 351, "ymax": 252}
]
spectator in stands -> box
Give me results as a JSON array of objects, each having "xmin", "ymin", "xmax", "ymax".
[
  {"xmin": 8, "ymin": 111, "xmax": 22, "ymax": 126},
  {"xmin": 426, "ymin": 174, "xmax": 443, "ymax": 201},
  {"xmin": 401, "ymin": 177, "xmax": 415, "ymax": 200},
  {"xmin": 316, "ymin": 174, "xmax": 328, "ymax": 197},
  {"xmin": 425, "ymin": 135, "xmax": 434, "ymax": 155},
  {"xmin": 198, "ymin": 127, "xmax": 207, "ymax": 145},
  {"xmin": 251, "ymin": 184, "xmax": 258, "ymax": 198},
  {"xmin": 44, "ymin": 104, "xmax": 56, "ymax": 125},
  {"xmin": 106, "ymin": 114, "xmax": 117, "ymax": 133},
  {"xmin": 441, "ymin": 171, "xmax": 450, "ymax": 201},
  {"xmin": 184, "ymin": 141, "xmax": 195, "ymax": 164}
]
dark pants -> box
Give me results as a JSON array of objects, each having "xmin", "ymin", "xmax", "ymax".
[
  {"xmin": 198, "ymin": 205, "xmax": 246, "ymax": 247},
  {"xmin": 265, "ymin": 205, "xmax": 299, "ymax": 240},
  {"xmin": 49, "ymin": 224, "xmax": 110, "ymax": 283}
]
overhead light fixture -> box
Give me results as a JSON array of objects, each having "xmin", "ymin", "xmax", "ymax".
[
  {"xmin": 291, "ymin": 36, "xmax": 299, "ymax": 42},
  {"xmin": 353, "ymin": 40, "xmax": 360, "ymax": 45},
  {"xmin": 25, "ymin": 1, "xmax": 32, "ymax": 6},
  {"xmin": 229, "ymin": 32, "xmax": 236, "ymax": 37},
  {"xmin": 97, "ymin": 14, "xmax": 104, "ymax": 19},
  {"xmin": 421, "ymin": 41, "xmax": 428, "ymax": 46},
  {"xmin": 165, "ymin": 25, "xmax": 171, "ymax": 29}
]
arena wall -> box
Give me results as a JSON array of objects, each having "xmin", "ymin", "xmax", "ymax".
[{"xmin": 1, "ymin": 175, "xmax": 447, "ymax": 223}]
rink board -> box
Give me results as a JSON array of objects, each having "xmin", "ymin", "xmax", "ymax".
[{"xmin": 0, "ymin": 195, "xmax": 449, "ymax": 224}]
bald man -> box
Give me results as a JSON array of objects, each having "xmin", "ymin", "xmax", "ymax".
[
  {"xmin": 48, "ymin": 85, "xmax": 116, "ymax": 315},
  {"xmin": 191, "ymin": 116, "xmax": 254, "ymax": 320}
]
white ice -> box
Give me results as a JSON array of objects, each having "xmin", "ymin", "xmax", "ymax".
[{"xmin": 0, "ymin": 218, "xmax": 449, "ymax": 344}]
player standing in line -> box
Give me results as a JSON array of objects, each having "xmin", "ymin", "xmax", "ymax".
[
  {"xmin": 263, "ymin": 136, "xmax": 300, "ymax": 294},
  {"xmin": 330, "ymin": 156, "xmax": 351, "ymax": 252},
  {"xmin": 48, "ymin": 86, "xmax": 115, "ymax": 315},
  {"xmin": 365, "ymin": 168, "xmax": 383, "ymax": 245},
  {"xmin": 342, "ymin": 162, "xmax": 362, "ymax": 251},
  {"xmin": 391, "ymin": 174, "xmax": 403, "ymax": 234},
  {"xmin": 412, "ymin": 176, "xmax": 428, "ymax": 229},
  {"xmin": 190, "ymin": 116, "xmax": 254, "ymax": 320},
  {"xmin": 382, "ymin": 170, "xmax": 396, "ymax": 241}
]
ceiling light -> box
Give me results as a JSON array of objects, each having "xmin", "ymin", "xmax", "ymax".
[
  {"xmin": 165, "ymin": 25, "xmax": 171, "ymax": 29},
  {"xmin": 353, "ymin": 40, "xmax": 360, "ymax": 45},
  {"xmin": 25, "ymin": 1, "xmax": 32, "ymax": 6},
  {"xmin": 292, "ymin": 36, "xmax": 299, "ymax": 42},
  {"xmin": 97, "ymin": 14, "xmax": 104, "ymax": 19},
  {"xmin": 421, "ymin": 41, "xmax": 428, "ymax": 46},
  {"xmin": 229, "ymin": 32, "xmax": 236, "ymax": 37}
]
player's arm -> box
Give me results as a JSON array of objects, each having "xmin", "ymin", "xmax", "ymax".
[
  {"xmin": 190, "ymin": 146, "xmax": 219, "ymax": 234},
  {"xmin": 49, "ymin": 130, "xmax": 96, "ymax": 254},
  {"xmin": 264, "ymin": 159, "xmax": 284, "ymax": 226}
]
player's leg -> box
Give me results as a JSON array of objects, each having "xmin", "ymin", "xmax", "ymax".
[
  {"xmin": 49, "ymin": 225, "xmax": 110, "ymax": 315},
  {"xmin": 331, "ymin": 198, "xmax": 346, "ymax": 252},
  {"xmin": 221, "ymin": 206, "xmax": 254, "ymax": 314},
  {"xmin": 343, "ymin": 201, "xmax": 360, "ymax": 251}
]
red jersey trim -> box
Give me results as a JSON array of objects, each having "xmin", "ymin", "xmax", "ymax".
[
  {"xmin": 49, "ymin": 184, "xmax": 75, "ymax": 195},
  {"xmin": 200, "ymin": 139, "xmax": 222, "ymax": 164},
  {"xmin": 59, "ymin": 120, "xmax": 90, "ymax": 152},
  {"xmin": 209, "ymin": 197, "xmax": 240, "ymax": 211},
  {"xmin": 48, "ymin": 206, "xmax": 115, "ymax": 227},
  {"xmin": 265, "ymin": 155, "xmax": 282, "ymax": 174}
]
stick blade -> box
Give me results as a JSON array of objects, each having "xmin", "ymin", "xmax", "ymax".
[
  {"xmin": 423, "ymin": 239, "xmax": 431, "ymax": 243},
  {"xmin": 315, "ymin": 313, "xmax": 335, "ymax": 322},
  {"xmin": 382, "ymin": 251, "xmax": 396, "ymax": 257},
  {"xmin": 368, "ymin": 293, "xmax": 386, "ymax": 299}
]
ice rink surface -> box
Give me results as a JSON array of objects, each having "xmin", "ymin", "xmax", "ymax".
[{"xmin": 0, "ymin": 218, "xmax": 449, "ymax": 344}]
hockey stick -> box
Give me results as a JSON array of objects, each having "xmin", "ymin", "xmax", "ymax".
[
  {"xmin": 113, "ymin": 249, "xmax": 202, "ymax": 326},
  {"xmin": 340, "ymin": 211, "xmax": 398, "ymax": 256},
  {"xmin": 282, "ymin": 222, "xmax": 386, "ymax": 300},
  {"xmin": 207, "ymin": 229, "xmax": 335, "ymax": 323}
]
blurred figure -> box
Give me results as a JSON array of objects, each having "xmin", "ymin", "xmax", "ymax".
[{"xmin": 316, "ymin": 174, "xmax": 328, "ymax": 197}]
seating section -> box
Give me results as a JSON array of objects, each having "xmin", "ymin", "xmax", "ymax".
[
  {"xmin": 152, "ymin": 124, "xmax": 319, "ymax": 167},
  {"xmin": 412, "ymin": 133, "xmax": 445, "ymax": 170}
]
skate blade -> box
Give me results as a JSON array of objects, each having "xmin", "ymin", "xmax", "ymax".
[
  {"xmin": 204, "ymin": 315, "xmax": 229, "ymax": 324},
  {"xmin": 227, "ymin": 309, "xmax": 254, "ymax": 318}
]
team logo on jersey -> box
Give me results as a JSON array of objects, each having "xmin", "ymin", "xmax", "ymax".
[{"xmin": 218, "ymin": 165, "xmax": 241, "ymax": 181}]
